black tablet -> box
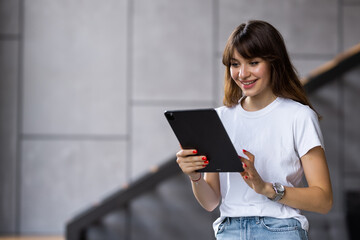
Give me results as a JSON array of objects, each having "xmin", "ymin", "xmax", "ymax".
[{"xmin": 164, "ymin": 108, "xmax": 244, "ymax": 172}]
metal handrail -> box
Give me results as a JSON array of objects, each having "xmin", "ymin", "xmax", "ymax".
[{"xmin": 302, "ymin": 43, "xmax": 360, "ymax": 93}]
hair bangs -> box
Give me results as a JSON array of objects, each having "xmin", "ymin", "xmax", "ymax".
[{"xmin": 233, "ymin": 30, "xmax": 266, "ymax": 60}]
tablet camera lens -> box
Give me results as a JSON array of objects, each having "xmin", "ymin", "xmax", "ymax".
[{"xmin": 165, "ymin": 112, "xmax": 175, "ymax": 121}]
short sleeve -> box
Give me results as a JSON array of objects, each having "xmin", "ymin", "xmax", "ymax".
[{"xmin": 293, "ymin": 106, "xmax": 324, "ymax": 158}]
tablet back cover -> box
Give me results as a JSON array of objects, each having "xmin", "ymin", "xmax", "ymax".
[{"xmin": 164, "ymin": 109, "xmax": 243, "ymax": 172}]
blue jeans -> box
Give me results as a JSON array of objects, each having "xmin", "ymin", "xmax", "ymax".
[{"xmin": 216, "ymin": 216, "xmax": 308, "ymax": 240}]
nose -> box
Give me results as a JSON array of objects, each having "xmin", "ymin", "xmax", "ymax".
[{"xmin": 238, "ymin": 65, "xmax": 250, "ymax": 80}]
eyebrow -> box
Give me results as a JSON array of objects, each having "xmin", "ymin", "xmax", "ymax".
[{"xmin": 231, "ymin": 56, "xmax": 261, "ymax": 61}]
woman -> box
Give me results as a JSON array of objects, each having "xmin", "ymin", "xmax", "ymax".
[{"xmin": 176, "ymin": 20, "xmax": 333, "ymax": 240}]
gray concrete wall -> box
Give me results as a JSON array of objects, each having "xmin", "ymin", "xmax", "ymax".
[
  {"xmin": 0, "ymin": 0, "xmax": 360, "ymax": 238},
  {"xmin": 0, "ymin": 0, "xmax": 20, "ymax": 234}
]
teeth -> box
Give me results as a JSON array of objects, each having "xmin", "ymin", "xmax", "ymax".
[{"xmin": 242, "ymin": 80, "xmax": 256, "ymax": 85}]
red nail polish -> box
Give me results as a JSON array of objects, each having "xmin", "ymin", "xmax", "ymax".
[
  {"xmin": 244, "ymin": 163, "xmax": 247, "ymax": 168},
  {"xmin": 193, "ymin": 150, "xmax": 197, "ymax": 154},
  {"xmin": 203, "ymin": 165, "xmax": 206, "ymax": 167},
  {"xmin": 245, "ymin": 176, "xmax": 248, "ymax": 179},
  {"xmin": 243, "ymin": 149, "xmax": 247, "ymax": 153},
  {"xmin": 204, "ymin": 160, "xmax": 209, "ymax": 164},
  {"xmin": 202, "ymin": 156, "xmax": 207, "ymax": 160}
]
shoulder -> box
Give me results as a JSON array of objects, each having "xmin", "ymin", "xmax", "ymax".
[{"xmin": 279, "ymin": 98, "xmax": 318, "ymax": 120}]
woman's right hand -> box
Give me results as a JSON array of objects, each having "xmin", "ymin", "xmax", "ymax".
[{"xmin": 176, "ymin": 149, "xmax": 209, "ymax": 179}]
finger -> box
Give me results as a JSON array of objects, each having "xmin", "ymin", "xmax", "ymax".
[
  {"xmin": 176, "ymin": 149, "xmax": 198, "ymax": 158},
  {"xmin": 181, "ymin": 155, "xmax": 207, "ymax": 163},
  {"xmin": 239, "ymin": 156, "xmax": 250, "ymax": 167},
  {"xmin": 239, "ymin": 157, "xmax": 254, "ymax": 179},
  {"xmin": 183, "ymin": 161, "xmax": 208, "ymax": 174},
  {"xmin": 178, "ymin": 155, "xmax": 209, "ymax": 169},
  {"xmin": 242, "ymin": 149, "xmax": 254, "ymax": 163},
  {"xmin": 240, "ymin": 171, "xmax": 249, "ymax": 180}
]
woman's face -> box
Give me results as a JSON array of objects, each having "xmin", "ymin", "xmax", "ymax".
[{"xmin": 230, "ymin": 50, "xmax": 273, "ymax": 99}]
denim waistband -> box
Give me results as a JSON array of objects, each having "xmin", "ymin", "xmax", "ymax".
[{"xmin": 216, "ymin": 216, "xmax": 307, "ymax": 240}]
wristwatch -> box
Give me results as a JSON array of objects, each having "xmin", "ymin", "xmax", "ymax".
[{"xmin": 269, "ymin": 182, "xmax": 285, "ymax": 202}]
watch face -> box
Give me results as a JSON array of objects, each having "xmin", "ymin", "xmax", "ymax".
[{"xmin": 275, "ymin": 183, "xmax": 285, "ymax": 192}]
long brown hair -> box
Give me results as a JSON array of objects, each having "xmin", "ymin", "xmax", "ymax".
[{"xmin": 222, "ymin": 20, "xmax": 320, "ymax": 118}]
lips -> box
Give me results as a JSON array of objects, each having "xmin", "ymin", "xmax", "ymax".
[
  {"xmin": 242, "ymin": 80, "xmax": 257, "ymax": 85},
  {"xmin": 240, "ymin": 79, "xmax": 257, "ymax": 89}
]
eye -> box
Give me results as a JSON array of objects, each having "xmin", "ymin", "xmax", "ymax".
[
  {"xmin": 250, "ymin": 61, "xmax": 259, "ymax": 66},
  {"xmin": 230, "ymin": 62, "xmax": 239, "ymax": 67}
]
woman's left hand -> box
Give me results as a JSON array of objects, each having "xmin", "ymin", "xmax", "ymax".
[{"xmin": 239, "ymin": 149, "xmax": 268, "ymax": 195}]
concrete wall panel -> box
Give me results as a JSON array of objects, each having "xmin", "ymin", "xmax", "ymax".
[
  {"xmin": 344, "ymin": 0, "xmax": 360, "ymax": 3},
  {"xmin": 215, "ymin": 58, "xmax": 226, "ymax": 107},
  {"xmin": 132, "ymin": 0, "xmax": 213, "ymax": 102},
  {"xmin": 22, "ymin": 0, "xmax": 128, "ymax": 135},
  {"xmin": 20, "ymin": 140, "xmax": 127, "ymax": 233},
  {"xmin": 292, "ymin": 59, "xmax": 330, "ymax": 78},
  {"xmin": 218, "ymin": 0, "xmax": 338, "ymax": 55},
  {"xmin": 344, "ymin": 67, "xmax": 360, "ymax": 173},
  {"xmin": 0, "ymin": 41, "xmax": 18, "ymax": 233},
  {"xmin": 0, "ymin": 0, "xmax": 19, "ymax": 35},
  {"xmin": 343, "ymin": 6, "xmax": 360, "ymax": 50}
]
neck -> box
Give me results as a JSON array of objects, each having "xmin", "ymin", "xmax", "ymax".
[{"xmin": 242, "ymin": 91, "xmax": 277, "ymax": 112}]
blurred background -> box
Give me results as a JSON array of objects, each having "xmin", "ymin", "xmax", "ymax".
[{"xmin": 1, "ymin": 0, "xmax": 360, "ymax": 239}]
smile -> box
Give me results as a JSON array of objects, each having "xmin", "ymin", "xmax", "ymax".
[
  {"xmin": 242, "ymin": 80, "xmax": 257, "ymax": 85},
  {"xmin": 239, "ymin": 79, "xmax": 258, "ymax": 90}
]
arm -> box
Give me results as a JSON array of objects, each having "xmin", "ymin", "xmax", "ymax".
[
  {"xmin": 176, "ymin": 149, "xmax": 221, "ymax": 211},
  {"xmin": 240, "ymin": 146, "xmax": 333, "ymax": 214},
  {"xmin": 280, "ymin": 146, "xmax": 333, "ymax": 213}
]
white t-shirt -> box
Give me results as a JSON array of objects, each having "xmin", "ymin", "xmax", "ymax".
[{"xmin": 213, "ymin": 97, "xmax": 324, "ymax": 234}]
